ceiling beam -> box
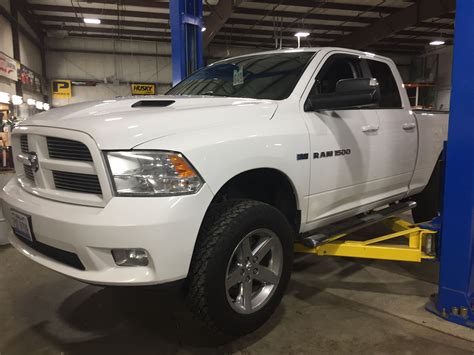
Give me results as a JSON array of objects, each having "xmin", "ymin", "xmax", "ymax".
[
  {"xmin": 228, "ymin": 12, "xmax": 453, "ymax": 31},
  {"xmin": 204, "ymin": 0, "xmax": 245, "ymax": 48},
  {"xmin": 29, "ymin": 4, "xmax": 168, "ymax": 20},
  {"xmin": 220, "ymin": 25, "xmax": 453, "ymax": 41},
  {"xmin": 333, "ymin": 0, "xmax": 456, "ymax": 49},
  {"xmin": 67, "ymin": 32, "xmax": 170, "ymax": 43},
  {"xmin": 67, "ymin": 1, "xmax": 168, "ymax": 8},
  {"xmin": 38, "ymin": 15, "xmax": 168, "ymax": 30},
  {"xmin": 220, "ymin": 27, "xmax": 339, "ymax": 40},
  {"xmin": 233, "ymin": 7, "xmax": 376, "ymax": 24},
  {"xmin": 244, "ymin": 0, "xmax": 404, "ymax": 14},
  {"xmin": 227, "ymin": 17, "xmax": 362, "ymax": 32},
  {"xmin": 44, "ymin": 25, "xmax": 169, "ymax": 39}
]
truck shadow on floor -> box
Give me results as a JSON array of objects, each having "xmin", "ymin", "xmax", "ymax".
[{"xmin": 5, "ymin": 285, "xmax": 285, "ymax": 354}]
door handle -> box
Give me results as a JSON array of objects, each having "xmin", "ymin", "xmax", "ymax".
[
  {"xmin": 362, "ymin": 125, "xmax": 379, "ymax": 133},
  {"xmin": 402, "ymin": 122, "xmax": 416, "ymax": 130}
]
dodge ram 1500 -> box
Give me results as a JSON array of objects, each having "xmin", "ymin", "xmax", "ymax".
[{"xmin": 1, "ymin": 48, "xmax": 448, "ymax": 335}]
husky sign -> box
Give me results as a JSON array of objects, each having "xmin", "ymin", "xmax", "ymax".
[
  {"xmin": 52, "ymin": 80, "xmax": 72, "ymax": 99},
  {"xmin": 131, "ymin": 83, "xmax": 156, "ymax": 95}
]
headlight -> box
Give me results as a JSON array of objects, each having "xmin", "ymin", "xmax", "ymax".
[{"xmin": 106, "ymin": 151, "xmax": 203, "ymax": 196}]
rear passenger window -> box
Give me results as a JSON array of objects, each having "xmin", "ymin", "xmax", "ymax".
[{"xmin": 367, "ymin": 60, "xmax": 402, "ymax": 108}]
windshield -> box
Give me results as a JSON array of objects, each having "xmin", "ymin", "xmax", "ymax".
[{"xmin": 166, "ymin": 51, "xmax": 315, "ymax": 100}]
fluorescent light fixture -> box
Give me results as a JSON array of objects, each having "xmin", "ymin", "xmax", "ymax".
[
  {"xmin": 430, "ymin": 40, "xmax": 445, "ymax": 46},
  {"xmin": 0, "ymin": 92, "xmax": 10, "ymax": 104},
  {"xmin": 11, "ymin": 95, "xmax": 23, "ymax": 105},
  {"xmin": 201, "ymin": 27, "xmax": 206, "ymax": 32},
  {"xmin": 294, "ymin": 32, "xmax": 310, "ymax": 38},
  {"xmin": 27, "ymin": 99, "xmax": 36, "ymax": 106},
  {"xmin": 35, "ymin": 101, "xmax": 43, "ymax": 110},
  {"xmin": 43, "ymin": 103, "xmax": 50, "ymax": 111},
  {"xmin": 84, "ymin": 18, "xmax": 101, "ymax": 24}
]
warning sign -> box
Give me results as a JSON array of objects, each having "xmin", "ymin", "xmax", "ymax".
[
  {"xmin": 131, "ymin": 83, "xmax": 156, "ymax": 95},
  {"xmin": 52, "ymin": 80, "xmax": 72, "ymax": 99}
]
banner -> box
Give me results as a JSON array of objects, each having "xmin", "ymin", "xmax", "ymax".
[
  {"xmin": 0, "ymin": 52, "xmax": 19, "ymax": 82},
  {"xmin": 18, "ymin": 65, "xmax": 42, "ymax": 93},
  {"xmin": 52, "ymin": 80, "xmax": 72, "ymax": 99},
  {"xmin": 131, "ymin": 83, "xmax": 156, "ymax": 95}
]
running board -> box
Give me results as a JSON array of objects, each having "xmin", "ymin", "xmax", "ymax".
[{"xmin": 301, "ymin": 201, "xmax": 417, "ymax": 248}]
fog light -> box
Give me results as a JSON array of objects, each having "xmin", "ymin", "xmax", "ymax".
[{"xmin": 112, "ymin": 249, "xmax": 149, "ymax": 266}]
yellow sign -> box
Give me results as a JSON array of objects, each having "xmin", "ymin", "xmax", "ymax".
[
  {"xmin": 52, "ymin": 80, "xmax": 72, "ymax": 99},
  {"xmin": 131, "ymin": 83, "xmax": 156, "ymax": 95}
]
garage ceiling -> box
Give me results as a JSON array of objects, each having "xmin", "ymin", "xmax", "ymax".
[{"xmin": 20, "ymin": 0, "xmax": 455, "ymax": 54}]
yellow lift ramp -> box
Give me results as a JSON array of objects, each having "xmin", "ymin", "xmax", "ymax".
[{"xmin": 295, "ymin": 202, "xmax": 438, "ymax": 263}]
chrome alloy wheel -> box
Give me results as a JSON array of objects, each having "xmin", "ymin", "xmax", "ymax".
[{"xmin": 225, "ymin": 228, "xmax": 284, "ymax": 314}]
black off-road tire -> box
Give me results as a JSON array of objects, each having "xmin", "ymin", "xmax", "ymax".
[{"xmin": 186, "ymin": 200, "xmax": 294, "ymax": 336}]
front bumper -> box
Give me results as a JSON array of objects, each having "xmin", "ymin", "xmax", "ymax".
[{"xmin": 1, "ymin": 178, "xmax": 214, "ymax": 285}]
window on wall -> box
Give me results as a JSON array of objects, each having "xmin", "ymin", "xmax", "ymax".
[{"xmin": 367, "ymin": 60, "xmax": 402, "ymax": 108}]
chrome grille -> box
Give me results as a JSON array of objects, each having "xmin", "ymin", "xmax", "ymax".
[
  {"xmin": 52, "ymin": 171, "xmax": 102, "ymax": 195},
  {"xmin": 47, "ymin": 137, "xmax": 93, "ymax": 162},
  {"xmin": 20, "ymin": 135, "xmax": 28, "ymax": 153},
  {"xmin": 23, "ymin": 165, "xmax": 34, "ymax": 182}
]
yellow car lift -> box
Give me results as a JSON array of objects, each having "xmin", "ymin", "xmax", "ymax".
[{"xmin": 295, "ymin": 213, "xmax": 438, "ymax": 263}]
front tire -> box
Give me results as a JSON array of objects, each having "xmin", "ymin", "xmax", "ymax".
[{"xmin": 187, "ymin": 200, "xmax": 294, "ymax": 336}]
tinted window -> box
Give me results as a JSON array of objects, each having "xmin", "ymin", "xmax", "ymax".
[
  {"xmin": 166, "ymin": 52, "xmax": 315, "ymax": 100},
  {"xmin": 308, "ymin": 54, "xmax": 363, "ymax": 97},
  {"xmin": 367, "ymin": 60, "xmax": 402, "ymax": 108}
]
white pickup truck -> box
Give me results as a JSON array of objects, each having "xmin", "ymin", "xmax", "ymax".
[{"xmin": 2, "ymin": 48, "xmax": 448, "ymax": 335}]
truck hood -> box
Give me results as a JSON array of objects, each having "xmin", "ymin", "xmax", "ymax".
[{"xmin": 19, "ymin": 96, "xmax": 278, "ymax": 149}]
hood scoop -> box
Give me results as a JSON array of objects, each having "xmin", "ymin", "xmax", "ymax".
[{"xmin": 132, "ymin": 100, "xmax": 175, "ymax": 108}]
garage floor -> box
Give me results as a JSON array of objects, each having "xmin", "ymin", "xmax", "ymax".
[{"xmin": 1, "ymin": 224, "xmax": 474, "ymax": 354}]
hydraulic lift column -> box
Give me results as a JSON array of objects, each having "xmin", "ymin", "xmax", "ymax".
[
  {"xmin": 430, "ymin": 0, "xmax": 474, "ymax": 328},
  {"xmin": 170, "ymin": 0, "xmax": 204, "ymax": 86}
]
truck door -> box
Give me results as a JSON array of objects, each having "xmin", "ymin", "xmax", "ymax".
[
  {"xmin": 365, "ymin": 59, "xmax": 417, "ymax": 199},
  {"xmin": 302, "ymin": 53, "xmax": 384, "ymax": 227}
]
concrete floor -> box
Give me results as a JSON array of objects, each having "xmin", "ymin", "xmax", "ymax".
[{"xmin": 1, "ymin": 224, "xmax": 474, "ymax": 354}]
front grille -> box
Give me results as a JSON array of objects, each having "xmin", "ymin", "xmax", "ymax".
[
  {"xmin": 14, "ymin": 232, "xmax": 85, "ymax": 270},
  {"xmin": 47, "ymin": 137, "xmax": 93, "ymax": 162},
  {"xmin": 23, "ymin": 165, "xmax": 34, "ymax": 182},
  {"xmin": 53, "ymin": 170, "xmax": 102, "ymax": 195},
  {"xmin": 20, "ymin": 135, "xmax": 29, "ymax": 153}
]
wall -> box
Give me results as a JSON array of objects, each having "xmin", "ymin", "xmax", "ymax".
[
  {"xmin": 46, "ymin": 37, "xmax": 173, "ymax": 106},
  {"xmin": 45, "ymin": 36, "xmax": 273, "ymax": 107},
  {"xmin": 0, "ymin": 0, "xmax": 44, "ymax": 114},
  {"xmin": 0, "ymin": 0, "xmax": 14, "ymax": 95}
]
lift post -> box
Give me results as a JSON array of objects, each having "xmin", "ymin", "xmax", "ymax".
[
  {"xmin": 170, "ymin": 0, "xmax": 204, "ymax": 86},
  {"xmin": 426, "ymin": 0, "xmax": 474, "ymax": 328}
]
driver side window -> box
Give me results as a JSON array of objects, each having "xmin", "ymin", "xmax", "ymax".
[{"xmin": 308, "ymin": 54, "xmax": 364, "ymax": 98}]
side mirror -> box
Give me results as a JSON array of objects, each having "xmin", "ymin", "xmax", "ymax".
[{"xmin": 305, "ymin": 78, "xmax": 381, "ymax": 111}]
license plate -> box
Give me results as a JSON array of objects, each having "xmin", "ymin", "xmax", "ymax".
[{"xmin": 10, "ymin": 209, "xmax": 34, "ymax": 242}]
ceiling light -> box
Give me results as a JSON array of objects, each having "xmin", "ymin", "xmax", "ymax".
[
  {"xmin": 84, "ymin": 18, "xmax": 101, "ymax": 24},
  {"xmin": 0, "ymin": 92, "xmax": 10, "ymax": 104},
  {"xmin": 430, "ymin": 40, "xmax": 445, "ymax": 46},
  {"xmin": 11, "ymin": 95, "xmax": 23, "ymax": 105},
  {"xmin": 201, "ymin": 27, "xmax": 206, "ymax": 32},
  {"xmin": 27, "ymin": 99, "xmax": 36, "ymax": 106},
  {"xmin": 294, "ymin": 32, "xmax": 310, "ymax": 38}
]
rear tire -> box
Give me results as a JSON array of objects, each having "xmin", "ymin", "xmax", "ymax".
[
  {"xmin": 412, "ymin": 154, "xmax": 443, "ymax": 223},
  {"xmin": 187, "ymin": 200, "xmax": 293, "ymax": 336}
]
